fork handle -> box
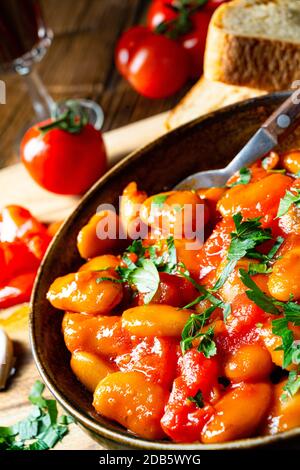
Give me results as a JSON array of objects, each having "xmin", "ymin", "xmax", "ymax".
[{"xmin": 262, "ymin": 91, "xmax": 300, "ymax": 141}]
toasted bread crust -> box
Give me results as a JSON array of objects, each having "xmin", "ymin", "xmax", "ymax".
[{"xmin": 204, "ymin": 3, "xmax": 300, "ymax": 91}]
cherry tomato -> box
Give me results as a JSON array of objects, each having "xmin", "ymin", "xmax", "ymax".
[
  {"xmin": 147, "ymin": 1, "xmax": 229, "ymax": 78},
  {"xmin": 147, "ymin": 0, "xmax": 176, "ymax": 30},
  {"xmin": 180, "ymin": 10, "xmax": 212, "ymax": 77},
  {"xmin": 115, "ymin": 26, "xmax": 189, "ymax": 98},
  {"xmin": 21, "ymin": 110, "xmax": 107, "ymax": 195}
]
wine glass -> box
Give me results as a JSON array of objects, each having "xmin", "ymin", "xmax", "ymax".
[{"xmin": 0, "ymin": 0, "xmax": 104, "ymax": 128}]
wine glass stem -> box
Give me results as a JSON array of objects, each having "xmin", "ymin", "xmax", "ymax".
[{"xmin": 22, "ymin": 69, "xmax": 55, "ymax": 120}]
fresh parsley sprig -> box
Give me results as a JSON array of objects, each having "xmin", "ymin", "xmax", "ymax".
[
  {"xmin": 181, "ymin": 313, "xmax": 217, "ymax": 357},
  {"xmin": 0, "ymin": 380, "xmax": 74, "ymax": 450},
  {"xmin": 212, "ymin": 213, "xmax": 272, "ymax": 292},
  {"xmin": 113, "ymin": 237, "xmax": 177, "ymax": 304}
]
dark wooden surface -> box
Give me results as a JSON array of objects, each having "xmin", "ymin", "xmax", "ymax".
[{"xmin": 0, "ymin": 0, "xmax": 190, "ymax": 169}]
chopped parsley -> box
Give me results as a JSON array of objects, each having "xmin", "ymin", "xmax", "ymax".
[
  {"xmin": 239, "ymin": 269, "xmax": 300, "ymax": 370},
  {"xmin": 283, "ymin": 369, "xmax": 300, "ymax": 401},
  {"xmin": 129, "ymin": 259, "xmax": 160, "ymax": 304},
  {"xmin": 227, "ymin": 167, "xmax": 251, "ymax": 187},
  {"xmin": 0, "ymin": 380, "xmax": 73, "ymax": 450},
  {"xmin": 180, "ymin": 307, "xmax": 217, "ymax": 357},
  {"xmin": 187, "ymin": 390, "xmax": 204, "ymax": 408},
  {"xmin": 212, "ymin": 213, "xmax": 272, "ymax": 291},
  {"xmin": 276, "ymin": 189, "xmax": 300, "ymax": 218},
  {"xmin": 247, "ymin": 236, "xmax": 284, "ymax": 275},
  {"xmin": 113, "ymin": 237, "xmax": 177, "ymax": 303},
  {"xmin": 151, "ymin": 194, "xmax": 169, "ymax": 209},
  {"xmin": 247, "ymin": 263, "xmax": 273, "ymax": 275}
]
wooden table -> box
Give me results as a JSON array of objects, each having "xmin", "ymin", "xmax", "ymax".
[{"xmin": 0, "ymin": 0, "xmax": 190, "ymax": 169}]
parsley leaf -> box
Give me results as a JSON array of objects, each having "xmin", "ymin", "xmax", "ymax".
[
  {"xmin": 283, "ymin": 370, "xmax": 300, "ymax": 400},
  {"xmin": 277, "ymin": 189, "xmax": 300, "ymax": 218},
  {"xmin": 0, "ymin": 380, "xmax": 74, "ymax": 450},
  {"xmin": 115, "ymin": 237, "xmax": 177, "ymax": 303},
  {"xmin": 227, "ymin": 167, "xmax": 251, "ymax": 187},
  {"xmin": 247, "ymin": 263, "xmax": 273, "ymax": 275},
  {"xmin": 247, "ymin": 236, "xmax": 284, "ymax": 275},
  {"xmin": 180, "ymin": 307, "xmax": 217, "ymax": 358},
  {"xmin": 187, "ymin": 390, "xmax": 204, "ymax": 408},
  {"xmin": 272, "ymin": 317, "xmax": 296, "ymax": 368},
  {"xmin": 239, "ymin": 269, "xmax": 300, "ymax": 368},
  {"xmin": 266, "ymin": 236, "xmax": 284, "ymax": 260},
  {"xmin": 129, "ymin": 259, "xmax": 160, "ymax": 303},
  {"xmin": 197, "ymin": 327, "xmax": 217, "ymax": 358},
  {"xmin": 151, "ymin": 194, "xmax": 168, "ymax": 208},
  {"xmin": 212, "ymin": 213, "xmax": 272, "ymax": 291},
  {"xmin": 239, "ymin": 269, "xmax": 280, "ymax": 315}
]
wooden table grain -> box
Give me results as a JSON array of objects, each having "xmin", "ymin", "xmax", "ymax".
[{"xmin": 0, "ymin": 0, "xmax": 190, "ymax": 169}]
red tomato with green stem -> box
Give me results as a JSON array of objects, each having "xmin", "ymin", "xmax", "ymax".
[
  {"xmin": 180, "ymin": 10, "xmax": 212, "ymax": 78},
  {"xmin": 21, "ymin": 103, "xmax": 107, "ymax": 195},
  {"xmin": 147, "ymin": 0, "xmax": 177, "ymax": 29},
  {"xmin": 115, "ymin": 26, "xmax": 190, "ymax": 99},
  {"xmin": 147, "ymin": 0, "xmax": 229, "ymax": 78}
]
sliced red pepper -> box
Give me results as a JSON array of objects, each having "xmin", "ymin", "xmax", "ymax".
[
  {"xmin": 0, "ymin": 205, "xmax": 48, "ymax": 243},
  {"xmin": 0, "ymin": 241, "xmax": 40, "ymax": 279},
  {"xmin": 0, "ymin": 271, "xmax": 37, "ymax": 308}
]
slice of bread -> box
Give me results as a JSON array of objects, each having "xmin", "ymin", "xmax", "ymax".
[
  {"xmin": 166, "ymin": 76, "xmax": 265, "ymax": 130},
  {"xmin": 204, "ymin": 0, "xmax": 300, "ymax": 90}
]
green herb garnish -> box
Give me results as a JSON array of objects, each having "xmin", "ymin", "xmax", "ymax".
[
  {"xmin": 239, "ymin": 269, "xmax": 300, "ymax": 369},
  {"xmin": 276, "ymin": 189, "xmax": 300, "ymax": 218},
  {"xmin": 212, "ymin": 213, "xmax": 272, "ymax": 291},
  {"xmin": 0, "ymin": 381, "xmax": 74, "ymax": 450},
  {"xmin": 129, "ymin": 259, "xmax": 160, "ymax": 304},
  {"xmin": 227, "ymin": 167, "xmax": 251, "ymax": 187},
  {"xmin": 114, "ymin": 237, "xmax": 177, "ymax": 303},
  {"xmin": 187, "ymin": 390, "xmax": 204, "ymax": 408},
  {"xmin": 283, "ymin": 370, "xmax": 300, "ymax": 400},
  {"xmin": 151, "ymin": 194, "xmax": 169, "ymax": 209}
]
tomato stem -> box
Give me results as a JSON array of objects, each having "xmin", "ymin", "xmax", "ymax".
[
  {"xmin": 39, "ymin": 100, "xmax": 89, "ymax": 134},
  {"xmin": 155, "ymin": 0, "xmax": 209, "ymax": 40}
]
